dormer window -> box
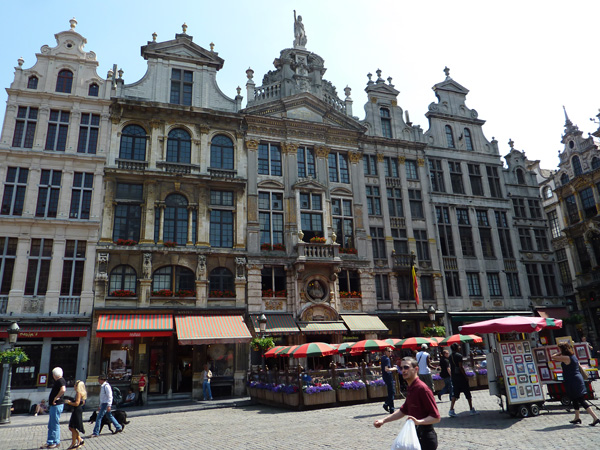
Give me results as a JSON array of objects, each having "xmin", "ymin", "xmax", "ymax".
[
  {"xmin": 380, "ymin": 108, "xmax": 392, "ymax": 138},
  {"xmin": 560, "ymin": 173, "xmax": 569, "ymax": 185},
  {"xmin": 27, "ymin": 76, "xmax": 38, "ymax": 89},
  {"xmin": 170, "ymin": 69, "xmax": 193, "ymax": 106},
  {"xmin": 464, "ymin": 128, "xmax": 473, "ymax": 151},
  {"xmin": 573, "ymin": 155, "xmax": 583, "ymax": 176},
  {"xmin": 56, "ymin": 69, "xmax": 73, "ymax": 93},
  {"xmin": 88, "ymin": 83, "xmax": 99, "ymax": 97},
  {"xmin": 516, "ymin": 168, "xmax": 526, "ymax": 185},
  {"xmin": 445, "ymin": 125, "xmax": 455, "ymax": 148},
  {"xmin": 592, "ymin": 157, "xmax": 600, "ymax": 170}
]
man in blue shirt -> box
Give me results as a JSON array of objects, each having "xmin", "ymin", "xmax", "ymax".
[{"xmin": 381, "ymin": 347, "xmax": 398, "ymax": 413}]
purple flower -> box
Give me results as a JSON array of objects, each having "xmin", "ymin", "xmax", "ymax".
[
  {"xmin": 465, "ymin": 371, "xmax": 475, "ymax": 377},
  {"xmin": 338, "ymin": 380, "xmax": 366, "ymax": 390},
  {"xmin": 432, "ymin": 374, "xmax": 442, "ymax": 381},
  {"xmin": 282, "ymin": 385, "xmax": 299, "ymax": 394},
  {"xmin": 477, "ymin": 369, "xmax": 488, "ymax": 375},
  {"xmin": 304, "ymin": 383, "xmax": 333, "ymax": 394},
  {"xmin": 368, "ymin": 378, "xmax": 386, "ymax": 387}
]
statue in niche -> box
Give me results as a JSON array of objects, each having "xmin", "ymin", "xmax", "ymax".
[
  {"xmin": 196, "ymin": 255, "xmax": 206, "ymax": 278},
  {"xmin": 143, "ymin": 253, "xmax": 152, "ymax": 279},
  {"xmin": 308, "ymin": 280, "xmax": 325, "ymax": 301},
  {"xmin": 293, "ymin": 10, "xmax": 307, "ymax": 47}
]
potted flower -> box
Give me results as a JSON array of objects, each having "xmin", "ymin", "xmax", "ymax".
[
  {"xmin": 337, "ymin": 380, "xmax": 367, "ymax": 402},
  {"xmin": 163, "ymin": 241, "xmax": 177, "ymax": 248},
  {"xmin": 339, "ymin": 247, "xmax": 358, "ymax": 254},
  {"xmin": 281, "ymin": 384, "xmax": 300, "ymax": 407},
  {"xmin": 477, "ymin": 368, "xmax": 488, "ymax": 387},
  {"xmin": 367, "ymin": 378, "xmax": 387, "ymax": 399},
  {"xmin": 175, "ymin": 289, "xmax": 195, "ymax": 297},
  {"xmin": 109, "ymin": 289, "xmax": 136, "ymax": 298},
  {"xmin": 302, "ymin": 383, "xmax": 335, "ymax": 406},
  {"xmin": 152, "ymin": 289, "xmax": 173, "ymax": 297},
  {"xmin": 260, "ymin": 243, "xmax": 272, "ymax": 251},
  {"xmin": 272, "ymin": 243, "xmax": 286, "ymax": 252},
  {"xmin": 208, "ymin": 290, "xmax": 236, "ymax": 298},
  {"xmin": 0, "ymin": 347, "xmax": 29, "ymax": 364},
  {"xmin": 309, "ymin": 236, "xmax": 326, "ymax": 244},
  {"xmin": 465, "ymin": 370, "xmax": 477, "ymax": 388},
  {"xmin": 432, "ymin": 373, "xmax": 445, "ymax": 392},
  {"xmin": 340, "ymin": 291, "xmax": 362, "ymax": 299},
  {"xmin": 114, "ymin": 239, "xmax": 137, "ymax": 246}
]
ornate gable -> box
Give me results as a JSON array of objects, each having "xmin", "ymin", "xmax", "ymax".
[
  {"xmin": 292, "ymin": 178, "xmax": 327, "ymax": 192},
  {"xmin": 141, "ymin": 34, "xmax": 224, "ymax": 70}
]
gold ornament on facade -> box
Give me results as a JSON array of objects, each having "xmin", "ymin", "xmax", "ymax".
[
  {"xmin": 398, "ymin": 156, "xmax": 406, "ymax": 164},
  {"xmin": 417, "ymin": 158, "xmax": 425, "ymax": 166},
  {"xmin": 376, "ymin": 153, "xmax": 385, "ymax": 163},
  {"xmin": 315, "ymin": 146, "xmax": 330, "ymax": 158},
  {"xmin": 282, "ymin": 142, "xmax": 299, "ymax": 154},
  {"xmin": 391, "ymin": 100, "xmax": 397, "ymax": 107},
  {"xmin": 245, "ymin": 140, "xmax": 259, "ymax": 150},
  {"xmin": 348, "ymin": 151, "xmax": 362, "ymax": 164},
  {"xmin": 370, "ymin": 97, "xmax": 377, "ymax": 103}
]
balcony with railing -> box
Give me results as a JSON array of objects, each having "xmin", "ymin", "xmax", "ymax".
[
  {"xmin": 254, "ymin": 82, "xmax": 282, "ymax": 102},
  {"xmin": 393, "ymin": 252, "xmax": 415, "ymax": 270},
  {"xmin": 116, "ymin": 159, "xmax": 149, "ymax": 171},
  {"xmin": 296, "ymin": 242, "xmax": 340, "ymax": 262},
  {"xmin": 208, "ymin": 167, "xmax": 238, "ymax": 180},
  {"xmin": 156, "ymin": 161, "xmax": 199, "ymax": 174},
  {"xmin": 58, "ymin": 297, "xmax": 80, "ymax": 314}
]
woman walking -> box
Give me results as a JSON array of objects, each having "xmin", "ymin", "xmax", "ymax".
[
  {"xmin": 551, "ymin": 342, "xmax": 600, "ymax": 426},
  {"xmin": 65, "ymin": 380, "xmax": 87, "ymax": 448}
]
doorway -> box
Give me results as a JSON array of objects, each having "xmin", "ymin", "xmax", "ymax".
[{"xmin": 174, "ymin": 344, "xmax": 193, "ymax": 393}]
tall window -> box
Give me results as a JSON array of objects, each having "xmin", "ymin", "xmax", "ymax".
[
  {"xmin": 375, "ymin": 274, "xmax": 390, "ymax": 300},
  {"xmin": 506, "ymin": 273, "xmax": 521, "ymax": 297},
  {"xmin": 338, "ymin": 270, "xmax": 360, "ymax": 293},
  {"xmin": 258, "ymin": 143, "xmax": 282, "ymax": 176},
  {"xmin": 261, "ymin": 267, "xmax": 286, "ymax": 294},
  {"xmin": 35, "ymin": 169, "xmax": 62, "ymax": 218},
  {"xmin": 593, "ymin": 157, "xmax": 600, "ymax": 170},
  {"xmin": 548, "ymin": 210, "xmax": 561, "ymax": 239},
  {"xmin": 153, "ymin": 266, "xmax": 195, "ymax": 293},
  {"xmin": 363, "ymin": 155, "xmax": 378, "ymax": 176},
  {"xmin": 164, "ymin": 194, "xmax": 189, "ymax": 245},
  {"xmin": 119, "ymin": 125, "xmax": 147, "ymax": 161},
  {"xmin": 528, "ymin": 199, "xmax": 542, "ymax": 219},
  {"xmin": 392, "ymin": 228, "xmax": 408, "ymax": 254},
  {"xmin": 512, "ymin": 198, "xmax": 527, "ymax": 218},
  {"xmin": 525, "ymin": 263, "xmax": 542, "ymax": 297},
  {"xmin": 0, "ymin": 237, "xmax": 17, "ymax": 295},
  {"xmin": 429, "ymin": 159, "xmax": 445, "ymax": 192},
  {"xmin": 534, "ymin": 229, "xmax": 549, "ymax": 251},
  {"xmin": 541, "ymin": 263, "xmax": 558, "ymax": 296},
  {"xmin": 467, "ymin": 273, "xmax": 481, "ymax": 296},
  {"xmin": 25, "ymin": 238, "xmax": 52, "ymax": 295},
  {"xmin": 387, "ymin": 188, "xmax": 403, "ymax": 218},
  {"xmin": 380, "ymin": 108, "xmax": 392, "ymax": 138},
  {"xmin": 332, "ymin": 198, "xmax": 353, "ymax": 249},
  {"xmin": 421, "ymin": 276, "xmax": 434, "ymax": 300},
  {"xmin": 109, "ymin": 265, "xmax": 137, "ymax": 294},
  {"xmin": 436, "ymin": 206, "xmax": 455, "ymax": 256},
  {"xmin": 12, "ymin": 106, "xmax": 38, "ymax": 148},
  {"xmin": 468, "ymin": 164, "xmax": 484, "ymax": 196},
  {"xmin": 494, "ymin": 211, "xmax": 514, "ymax": 258},
  {"xmin": 259, "ymin": 191, "xmax": 284, "ymax": 246},
  {"xmin": 1, "ymin": 167, "xmax": 28, "ymax": 216},
  {"xmin": 370, "ymin": 227, "xmax": 386, "ymax": 260},
  {"xmin": 487, "ymin": 273, "xmax": 501, "ymax": 296},
  {"xmin": 560, "ymin": 173, "xmax": 569, "ymax": 185},
  {"xmin": 445, "ymin": 125, "xmax": 455, "ymax": 148},
  {"xmin": 166, "ymin": 129, "xmax": 191, "ymax": 164},
  {"xmin": 414, "ymin": 229, "xmax": 430, "ymax": 261},
  {"xmin": 328, "ymin": 152, "xmax": 349, "ymax": 183},
  {"xmin": 464, "ymin": 128, "xmax": 473, "ymax": 151},
  {"xmin": 445, "ymin": 271, "xmax": 461, "ymax": 297},
  {"xmin": 297, "ymin": 146, "xmax": 316, "ymax": 178},
  {"xmin": 477, "ymin": 210, "xmax": 494, "ymax": 258},
  {"xmin": 55, "ymin": 69, "xmax": 73, "ymax": 93},
  {"xmin": 408, "ymin": 189, "xmax": 424, "ymax": 219},
  {"xmin": 366, "ymin": 186, "xmax": 382, "ymax": 216},
  {"xmin": 88, "ymin": 83, "xmax": 99, "ymax": 97},
  {"xmin": 405, "ymin": 160, "xmax": 418, "ymax": 180},
  {"xmin": 60, "ymin": 240, "xmax": 86, "ymax": 296},
  {"xmin": 209, "ymin": 267, "xmax": 234, "ymax": 293},
  {"xmin": 384, "ymin": 157, "xmax": 398, "ymax": 178},
  {"xmin": 69, "ymin": 172, "xmax": 93, "ymax": 219},
  {"xmin": 556, "ymin": 248, "xmax": 572, "ymax": 287},
  {"xmin": 516, "ymin": 168, "xmax": 526, "ymax": 185},
  {"xmin": 210, "ymin": 135, "xmax": 234, "ymax": 170},
  {"xmin": 210, "ymin": 191, "xmax": 234, "ymax": 247},
  {"xmin": 27, "ymin": 76, "xmax": 38, "ymax": 89},
  {"xmin": 457, "ymin": 208, "xmax": 475, "ymax": 257},
  {"xmin": 449, "ymin": 161, "xmax": 464, "ymax": 194},
  {"xmin": 573, "ymin": 156, "xmax": 583, "ymax": 176},
  {"xmin": 113, "ymin": 183, "xmax": 142, "ymax": 242},
  {"xmin": 77, "ymin": 113, "xmax": 99, "ymax": 154},
  {"xmin": 565, "ymin": 195, "xmax": 579, "ymax": 225},
  {"xmin": 486, "ymin": 166, "xmax": 502, "ymax": 198},
  {"xmin": 518, "ymin": 228, "xmax": 533, "ymax": 251},
  {"xmin": 170, "ymin": 69, "xmax": 193, "ymax": 106},
  {"xmin": 580, "ymin": 187, "xmax": 597, "ymax": 218},
  {"xmin": 397, "ymin": 274, "xmax": 414, "ymax": 301},
  {"xmin": 574, "ymin": 236, "xmax": 591, "ymax": 272},
  {"xmin": 300, "ymin": 193, "xmax": 323, "ymax": 241}
]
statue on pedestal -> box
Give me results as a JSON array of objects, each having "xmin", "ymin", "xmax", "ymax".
[{"xmin": 293, "ymin": 10, "xmax": 307, "ymax": 48}]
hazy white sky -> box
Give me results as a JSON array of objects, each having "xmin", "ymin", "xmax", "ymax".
[{"xmin": 1, "ymin": 1, "xmax": 599, "ymax": 170}]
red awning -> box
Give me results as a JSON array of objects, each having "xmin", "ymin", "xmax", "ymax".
[
  {"xmin": 535, "ymin": 307, "xmax": 569, "ymax": 319},
  {"xmin": 0, "ymin": 325, "xmax": 88, "ymax": 338},
  {"xmin": 96, "ymin": 314, "xmax": 173, "ymax": 338},
  {"xmin": 175, "ymin": 315, "xmax": 252, "ymax": 345}
]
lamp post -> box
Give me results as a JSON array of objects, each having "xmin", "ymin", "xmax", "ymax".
[
  {"xmin": 258, "ymin": 314, "xmax": 267, "ymax": 370},
  {"xmin": 0, "ymin": 322, "xmax": 20, "ymax": 424},
  {"xmin": 427, "ymin": 305, "xmax": 436, "ymax": 324}
]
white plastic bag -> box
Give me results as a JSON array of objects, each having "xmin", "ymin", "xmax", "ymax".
[{"xmin": 391, "ymin": 419, "xmax": 421, "ymax": 450}]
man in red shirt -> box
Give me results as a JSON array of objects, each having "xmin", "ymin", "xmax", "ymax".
[{"xmin": 374, "ymin": 356, "xmax": 441, "ymax": 450}]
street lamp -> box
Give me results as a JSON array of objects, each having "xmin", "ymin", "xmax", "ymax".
[
  {"xmin": 258, "ymin": 314, "xmax": 267, "ymax": 370},
  {"xmin": 0, "ymin": 322, "xmax": 20, "ymax": 424},
  {"xmin": 427, "ymin": 305, "xmax": 436, "ymax": 322}
]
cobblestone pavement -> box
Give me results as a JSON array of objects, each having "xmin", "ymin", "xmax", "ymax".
[{"xmin": 2, "ymin": 383, "xmax": 600, "ymax": 450}]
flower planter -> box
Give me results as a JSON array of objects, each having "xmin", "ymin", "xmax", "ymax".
[
  {"xmin": 467, "ymin": 376, "xmax": 477, "ymax": 388},
  {"xmin": 257, "ymin": 388, "xmax": 267, "ymax": 400},
  {"xmin": 433, "ymin": 379, "xmax": 445, "ymax": 392},
  {"xmin": 337, "ymin": 388, "xmax": 367, "ymax": 402},
  {"xmin": 367, "ymin": 385, "xmax": 387, "ymax": 399},
  {"xmin": 265, "ymin": 390, "xmax": 274, "ymax": 402},
  {"xmin": 477, "ymin": 374, "xmax": 488, "ymax": 387},
  {"xmin": 271, "ymin": 392, "xmax": 283, "ymax": 404},
  {"xmin": 283, "ymin": 392, "xmax": 300, "ymax": 407},
  {"xmin": 247, "ymin": 387, "xmax": 256, "ymax": 398},
  {"xmin": 303, "ymin": 390, "xmax": 336, "ymax": 406}
]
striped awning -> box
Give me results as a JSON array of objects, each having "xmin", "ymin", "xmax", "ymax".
[
  {"xmin": 175, "ymin": 315, "xmax": 252, "ymax": 345},
  {"xmin": 297, "ymin": 321, "xmax": 348, "ymax": 334},
  {"xmin": 0, "ymin": 325, "xmax": 88, "ymax": 338},
  {"xmin": 249, "ymin": 314, "xmax": 300, "ymax": 335},
  {"xmin": 341, "ymin": 314, "xmax": 389, "ymax": 333},
  {"xmin": 96, "ymin": 314, "xmax": 173, "ymax": 338}
]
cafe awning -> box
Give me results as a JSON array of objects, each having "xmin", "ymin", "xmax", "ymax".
[
  {"xmin": 0, "ymin": 325, "xmax": 88, "ymax": 338},
  {"xmin": 175, "ymin": 315, "xmax": 252, "ymax": 345},
  {"xmin": 297, "ymin": 321, "xmax": 348, "ymax": 334},
  {"xmin": 341, "ymin": 314, "xmax": 388, "ymax": 333},
  {"xmin": 249, "ymin": 314, "xmax": 300, "ymax": 335},
  {"xmin": 96, "ymin": 314, "xmax": 173, "ymax": 338}
]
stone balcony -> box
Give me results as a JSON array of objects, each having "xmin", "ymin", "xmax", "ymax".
[{"xmin": 296, "ymin": 242, "xmax": 341, "ymax": 262}]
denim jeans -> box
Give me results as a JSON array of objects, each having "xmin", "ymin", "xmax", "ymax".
[
  {"xmin": 203, "ymin": 380, "xmax": 213, "ymax": 400},
  {"xmin": 93, "ymin": 403, "xmax": 122, "ymax": 435},
  {"xmin": 384, "ymin": 378, "xmax": 395, "ymax": 410},
  {"xmin": 439, "ymin": 377, "xmax": 453, "ymax": 397},
  {"xmin": 47, "ymin": 404, "xmax": 64, "ymax": 445}
]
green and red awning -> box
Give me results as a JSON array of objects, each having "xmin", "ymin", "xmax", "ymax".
[
  {"xmin": 175, "ymin": 315, "xmax": 252, "ymax": 345},
  {"xmin": 96, "ymin": 314, "xmax": 173, "ymax": 338}
]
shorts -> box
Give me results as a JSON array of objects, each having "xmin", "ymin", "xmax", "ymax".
[
  {"xmin": 451, "ymin": 377, "xmax": 471, "ymax": 400},
  {"xmin": 572, "ymin": 396, "xmax": 591, "ymax": 410}
]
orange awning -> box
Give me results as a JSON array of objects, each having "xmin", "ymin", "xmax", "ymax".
[
  {"xmin": 175, "ymin": 315, "xmax": 252, "ymax": 345},
  {"xmin": 96, "ymin": 314, "xmax": 173, "ymax": 338}
]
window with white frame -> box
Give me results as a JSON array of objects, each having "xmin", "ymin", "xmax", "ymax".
[
  {"xmin": 258, "ymin": 143, "xmax": 282, "ymax": 176},
  {"xmin": 12, "ymin": 106, "xmax": 38, "ymax": 148},
  {"xmin": 77, "ymin": 113, "xmax": 99, "ymax": 154},
  {"xmin": 109, "ymin": 265, "xmax": 137, "ymax": 294},
  {"xmin": 332, "ymin": 198, "xmax": 354, "ymax": 249},
  {"xmin": 487, "ymin": 272, "xmax": 501, "ymax": 296},
  {"xmin": 210, "ymin": 190, "xmax": 234, "ymax": 248},
  {"xmin": 363, "ymin": 154, "xmax": 378, "ymax": 176},
  {"xmin": 1, "ymin": 167, "xmax": 28, "ymax": 216},
  {"xmin": 69, "ymin": 172, "xmax": 93, "ymax": 219},
  {"xmin": 405, "ymin": 160, "xmax": 418, "ymax": 180},
  {"xmin": 467, "ymin": 272, "xmax": 481, "ymax": 296},
  {"xmin": 384, "ymin": 157, "xmax": 399, "ymax": 178},
  {"xmin": 548, "ymin": 210, "xmax": 561, "ymax": 239},
  {"xmin": 259, "ymin": 191, "xmax": 284, "ymax": 246},
  {"xmin": 35, "ymin": 169, "xmax": 62, "ymax": 218},
  {"xmin": 25, "ymin": 238, "xmax": 52, "ymax": 296},
  {"xmin": 300, "ymin": 193, "xmax": 323, "ymax": 241},
  {"xmin": 45, "ymin": 110, "xmax": 69, "ymax": 151},
  {"xmin": 170, "ymin": 69, "xmax": 193, "ymax": 106},
  {"xmin": 60, "ymin": 240, "xmax": 86, "ymax": 297}
]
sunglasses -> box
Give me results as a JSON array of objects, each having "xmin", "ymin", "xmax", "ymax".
[{"xmin": 400, "ymin": 365, "xmax": 412, "ymax": 371}]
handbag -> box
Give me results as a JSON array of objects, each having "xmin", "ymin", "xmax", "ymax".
[
  {"xmin": 579, "ymin": 364, "xmax": 589, "ymax": 380},
  {"xmin": 391, "ymin": 419, "xmax": 421, "ymax": 450}
]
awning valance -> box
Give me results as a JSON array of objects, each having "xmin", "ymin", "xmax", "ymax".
[
  {"xmin": 341, "ymin": 314, "xmax": 388, "ymax": 333},
  {"xmin": 297, "ymin": 321, "xmax": 347, "ymax": 334},
  {"xmin": 175, "ymin": 315, "xmax": 252, "ymax": 345},
  {"xmin": 96, "ymin": 314, "xmax": 173, "ymax": 338},
  {"xmin": 0, "ymin": 325, "xmax": 88, "ymax": 338},
  {"xmin": 249, "ymin": 314, "xmax": 300, "ymax": 335}
]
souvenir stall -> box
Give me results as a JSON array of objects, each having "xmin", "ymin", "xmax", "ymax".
[{"xmin": 459, "ymin": 316, "xmax": 563, "ymax": 418}]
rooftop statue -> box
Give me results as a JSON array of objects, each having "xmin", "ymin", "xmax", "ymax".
[{"xmin": 294, "ymin": 10, "xmax": 307, "ymax": 48}]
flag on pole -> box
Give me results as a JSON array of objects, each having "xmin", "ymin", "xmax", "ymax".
[{"xmin": 412, "ymin": 265, "xmax": 420, "ymax": 305}]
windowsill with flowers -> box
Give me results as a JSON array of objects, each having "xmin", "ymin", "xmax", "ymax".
[
  {"xmin": 208, "ymin": 290, "xmax": 236, "ymax": 298},
  {"xmin": 262, "ymin": 289, "xmax": 287, "ymax": 298},
  {"xmin": 339, "ymin": 247, "xmax": 358, "ymax": 254},
  {"xmin": 109, "ymin": 290, "xmax": 137, "ymax": 298},
  {"xmin": 114, "ymin": 239, "xmax": 138, "ymax": 246},
  {"xmin": 339, "ymin": 291, "xmax": 362, "ymax": 299},
  {"xmin": 309, "ymin": 237, "xmax": 326, "ymax": 244},
  {"xmin": 367, "ymin": 378, "xmax": 386, "ymax": 387},
  {"xmin": 260, "ymin": 243, "xmax": 286, "ymax": 252}
]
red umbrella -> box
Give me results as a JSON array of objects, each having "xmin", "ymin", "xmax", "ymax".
[
  {"xmin": 440, "ymin": 334, "xmax": 482, "ymax": 346},
  {"xmin": 459, "ymin": 316, "xmax": 563, "ymax": 334},
  {"xmin": 384, "ymin": 338, "xmax": 403, "ymax": 347},
  {"xmin": 349, "ymin": 339, "xmax": 391, "ymax": 354},
  {"xmin": 275, "ymin": 345, "xmax": 299, "ymax": 357},
  {"xmin": 290, "ymin": 342, "xmax": 337, "ymax": 358},
  {"xmin": 337, "ymin": 342, "xmax": 356, "ymax": 354},
  {"xmin": 428, "ymin": 337, "xmax": 445, "ymax": 344},
  {"xmin": 264, "ymin": 346, "xmax": 284, "ymax": 358},
  {"xmin": 396, "ymin": 337, "xmax": 438, "ymax": 350}
]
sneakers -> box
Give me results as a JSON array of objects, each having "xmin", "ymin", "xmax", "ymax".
[
  {"xmin": 470, "ymin": 409, "xmax": 480, "ymax": 415},
  {"xmin": 448, "ymin": 409, "xmax": 457, "ymax": 417},
  {"xmin": 389, "ymin": 407, "xmax": 395, "ymax": 414},
  {"xmin": 437, "ymin": 393, "xmax": 442, "ymax": 401},
  {"xmin": 115, "ymin": 428, "xmax": 123, "ymax": 433},
  {"xmin": 383, "ymin": 403, "xmax": 389, "ymax": 412}
]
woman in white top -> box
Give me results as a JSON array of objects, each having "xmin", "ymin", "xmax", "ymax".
[{"xmin": 202, "ymin": 363, "xmax": 213, "ymax": 401}]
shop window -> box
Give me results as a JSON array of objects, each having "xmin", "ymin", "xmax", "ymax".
[
  {"xmin": 48, "ymin": 344, "xmax": 78, "ymax": 387},
  {"xmin": 101, "ymin": 338, "xmax": 134, "ymax": 381},
  {"xmin": 11, "ymin": 344, "xmax": 42, "ymax": 389},
  {"xmin": 207, "ymin": 344, "xmax": 234, "ymax": 377}
]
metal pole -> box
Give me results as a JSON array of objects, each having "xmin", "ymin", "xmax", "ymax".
[{"xmin": 0, "ymin": 362, "xmax": 13, "ymax": 423}]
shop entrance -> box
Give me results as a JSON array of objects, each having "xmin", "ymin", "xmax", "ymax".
[
  {"xmin": 148, "ymin": 344, "xmax": 167, "ymax": 395},
  {"xmin": 174, "ymin": 344, "xmax": 193, "ymax": 393}
]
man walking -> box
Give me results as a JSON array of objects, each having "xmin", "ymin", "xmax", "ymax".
[
  {"xmin": 40, "ymin": 367, "xmax": 66, "ymax": 449},
  {"xmin": 90, "ymin": 374, "xmax": 123, "ymax": 437},
  {"xmin": 448, "ymin": 343, "xmax": 478, "ymax": 417},
  {"xmin": 374, "ymin": 356, "xmax": 441, "ymax": 450},
  {"xmin": 381, "ymin": 347, "xmax": 398, "ymax": 413},
  {"xmin": 416, "ymin": 344, "xmax": 435, "ymax": 391},
  {"xmin": 437, "ymin": 349, "xmax": 452, "ymax": 401}
]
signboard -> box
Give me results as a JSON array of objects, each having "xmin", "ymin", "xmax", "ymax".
[{"xmin": 499, "ymin": 340, "xmax": 545, "ymax": 404}]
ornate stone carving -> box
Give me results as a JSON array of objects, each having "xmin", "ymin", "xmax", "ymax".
[
  {"xmin": 265, "ymin": 299, "xmax": 284, "ymax": 310},
  {"xmin": 23, "ymin": 297, "xmax": 44, "ymax": 314},
  {"xmin": 417, "ymin": 158, "xmax": 425, "ymax": 166},
  {"xmin": 245, "ymin": 139, "xmax": 259, "ymax": 150},
  {"xmin": 196, "ymin": 255, "xmax": 206, "ymax": 278},
  {"xmin": 143, "ymin": 253, "xmax": 152, "ymax": 279},
  {"xmin": 282, "ymin": 142, "xmax": 299, "ymax": 154},
  {"xmin": 348, "ymin": 151, "xmax": 362, "ymax": 164},
  {"xmin": 235, "ymin": 257, "xmax": 247, "ymax": 279},
  {"xmin": 315, "ymin": 146, "xmax": 330, "ymax": 158},
  {"xmin": 341, "ymin": 299, "xmax": 360, "ymax": 311},
  {"xmin": 97, "ymin": 253, "xmax": 109, "ymax": 280},
  {"xmin": 376, "ymin": 153, "xmax": 384, "ymax": 163},
  {"xmin": 149, "ymin": 119, "xmax": 162, "ymax": 129},
  {"xmin": 398, "ymin": 156, "xmax": 406, "ymax": 165}
]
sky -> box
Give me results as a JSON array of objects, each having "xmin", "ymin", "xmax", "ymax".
[{"xmin": 1, "ymin": 1, "xmax": 599, "ymax": 170}]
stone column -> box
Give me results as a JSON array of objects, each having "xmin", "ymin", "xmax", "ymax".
[
  {"xmin": 186, "ymin": 206, "xmax": 195, "ymax": 245},
  {"xmin": 157, "ymin": 204, "xmax": 166, "ymax": 244},
  {"xmin": 195, "ymin": 255, "xmax": 207, "ymax": 308}
]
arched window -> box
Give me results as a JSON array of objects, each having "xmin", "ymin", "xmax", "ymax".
[
  {"xmin": 119, "ymin": 125, "xmax": 147, "ymax": 161},
  {"xmin": 445, "ymin": 125, "xmax": 455, "ymax": 148},
  {"xmin": 560, "ymin": 173, "xmax": 569, "ymax": 185},
  {"xmin": 166, "ymin": 128, "xmax": 191, "ymax": 163},
  {"xmin": 152, "ymin": 265, "xmax": 195, "ymax": 294},
  {"xmin": 543, "ymin": 186, "xmax": 553, "ymax": 199},
  {"xmin": 210, "ymin": 135, "xmax": 234, "ymax": 170},
  {"xmin": 592, "ymin": 157, "xmax": 600, "ymax": 171},
  {"xmin": 88, "ymin": 83, "xmax": 99, "ymax": 97},
  {"xmin": 109, "ymin": 265, "xmax": 137, "ymax": 294},
  {"xmin": 27, "ymin": 76, "xmax": 38, "ymax": 89},
  {"xmin": 380, "ymin": 108, "xmax": 392, "ymax": 138},
  {"xmin": 209, "ymin": 267, "xmax": 234, "ymax": 295},
  {"xmin": 56, "ymin": 69, "xmax": 73, "ymax": 93},
  {"xmin": 516, "ymin": 168, "xmax": 526, "ymax": 185},
  {"xmin": 163, "ymin": 194, "xmax": 189, "ymax": 245},
  {"xmin": 573, "ymin": 155, "xmax": 583, "ymax": 176},
  {"xmin": 464, "ymin": 128, "xmax": 473, "ymax": 151}
]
